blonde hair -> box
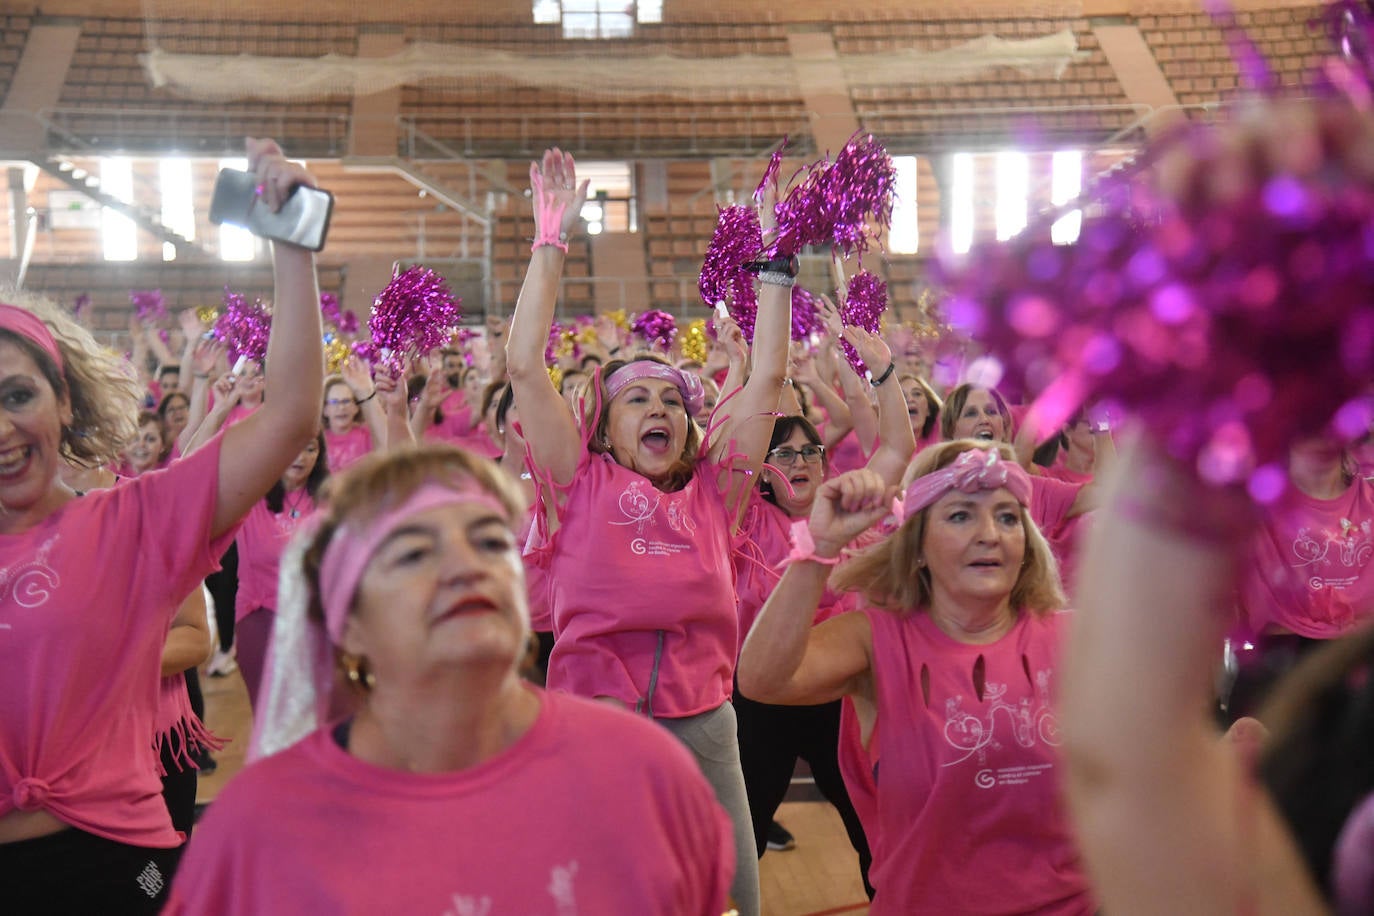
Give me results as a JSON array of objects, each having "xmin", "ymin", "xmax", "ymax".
[
  {"xmin": 301, "ymin": 444, "xmax": 529, "ymax": 627},
  {"xmin": 0, "ymin": 290, "xmax": 140, "ymax": 467},
  {"xmin": 831, "ymin": 439, "xmax": 1065, "ymax": 615}
]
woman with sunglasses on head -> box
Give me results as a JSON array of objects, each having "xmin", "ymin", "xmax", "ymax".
[
  {"xmin": 167, "ymin": 446, "xmax": 734, "ymax": 914},
  {"xmin": 506, "ymin": 148, "xmax": 792, "ymax": 916},
  {"xmin": 732, "ymin": 322, "xmax": 914, "ymax": 896},
  {"xmin": 0, "ymin": 137, "xmax": 324, "ymax": 915},
  {"xmin": 738, "ymin": 441, "xmax": 1094, "ymax": 915}
]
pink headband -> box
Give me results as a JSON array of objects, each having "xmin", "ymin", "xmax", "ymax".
[
  {"xmin": 604, "ymin": 361, "xmax": 706, "ymax": 417},
  {"xmin": 0, "ymin": 303, "xmax": 64, "ymax": 373},
  {"xmin": 318, "ymin": 482, "xmax": 509, "ymax": 643},
  {"xmin": 901, "ymin": 448, "xmax": 1032, "ymax": 520}
]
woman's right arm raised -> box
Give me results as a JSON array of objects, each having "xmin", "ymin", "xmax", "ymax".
[
  {"xmin": 213, "ymin": 138, "xmax": 324, "ymax": 539},
  {"xmin": 504, "ymin": 148, "xmax": 588, "ymax": 487}
]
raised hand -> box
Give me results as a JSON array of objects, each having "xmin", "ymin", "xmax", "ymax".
[
  {"xmin": 843, "ymin": 325, "xmax": 892, "ymax": 378},
  {"xmin": 191, "ymin": 338, "xmax": 226, "ymax": 378},
  {"xmin": 245, "ymin": 137, "xmax": 316, "ymax": 215},
  {"xmin": 340, "ymin": 355, "xmax": 375, "ymax": 399},
  {"xmin": 807, "ymin": 469, "xmax": 894, "ymax": 556},
  {"xmin": 529, "ymin": 147, "xmax": 590, "ymax": 247}
]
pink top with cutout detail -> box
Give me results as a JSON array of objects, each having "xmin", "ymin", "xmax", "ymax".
[
  {"xmin": 857, "ymin": 606, "xmax": 1094, "ymax": 915},
  {"xmin": 0, "ymin": 434, "xmax": 235, "ymax": 847}
]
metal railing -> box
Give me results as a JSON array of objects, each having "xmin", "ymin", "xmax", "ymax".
[{"xmin": 36, "ymin": 106, "xmax": 351, "ymax": 156}]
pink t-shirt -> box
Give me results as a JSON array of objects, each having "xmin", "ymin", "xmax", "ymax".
[
  {"xmin": 234, "ymin": 493, "xmax": 316, "ymax": 622},
  {"xmin": 528, "ymin": 450, "xmax": 738, "ymax": 717},
  {"xmin": 828, "ymin": 429, "xmax": 870, "ymax": 475},
  {"xmin": 1039, "ymin": 465, "xmax": 1093, "ymax": 597},
  {"xmin": 324, "ymin": 425, "xmax": 373, "ymax": 474},
  {"xmin": 734, "ymin": 491, "xmax": 856, "ymax": 649},
  {"xmin": 1242, "ymin": 476, "xmax": 1374, "ymax": 638},
  {"xmin": 165, "ymin": 690, "xmax": 734, "ymax": 915},
  {"xmin": 857, "ymin": 607, "xmax": 1093, "ymax": 915},
  {"xmin": 0, "ymin": 434, "xmax": 234, "ymax": 847},
  {"xmin": 1029, "ymin": 474, "xmax": 1082, "ymax": 544}
]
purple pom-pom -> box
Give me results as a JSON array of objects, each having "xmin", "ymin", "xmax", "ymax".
[
  {"xmin": 936, "ymin": 102, "xmax": 1374, "ymax": 485},
  {"xmin": 211, "ymin": 288, "xmax": 271, "ymax": 364},
  {"xmin": 338, "ymin": 310, "xmax": 360, "ymax": 336},
  {"xmin": 320, "ymin": 292, "xmax": 343, "ymax": 326},
  {"xmin": 367, "ymin": 265, "xmax": 462, "ymax": 376},
  {"xmin": 130, "ymin": 289, "xmax": 166, "ymax": 324},
  {"xmin": 699, "ymin": 205, "xmax": 764, "ymax": 342},
  {"xmin": 71, "ymin": 293, "xmax": 89, "ymax": 318},
  {"xmin": 753, "ymin": 139, "xmax": 786, "ymax": 203},
  {"xmin": 839, "ymin": 271, "xmax": 888, "ymax": 374},
  {"xmin": 790, "ymin": 286, "xmax": 823, "ymax": 343},
  {"xmin": 771, "ymin": 134, "xmax": 896, "ymax": 259},
  {"xmin": 631, "ymin": 309, "xmax": 678, "ymax": 352}
]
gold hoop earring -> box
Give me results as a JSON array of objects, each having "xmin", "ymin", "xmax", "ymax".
[{"xmin": 340, "ymin": 653, "xmax": 376, "ymax": 691}]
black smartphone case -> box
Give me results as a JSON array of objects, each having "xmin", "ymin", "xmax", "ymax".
[{"xmin": 209, "ymin": 168, "xmax": 334, "ymax": 252}]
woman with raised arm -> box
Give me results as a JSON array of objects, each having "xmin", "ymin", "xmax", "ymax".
[
  {"xmin": 0, "ymin": 137, "xmax": 324, "ymax": 915},
  {"xmin": 738, "ymin": 441, "xmax": 1094, "ymax": 915},
  {"xmin": 506, "ymin": 148, "xmax": 791, "ymax": 916},
  {"xmin": 732, "ymin": 322, "xmax": 913, "ymax": 894},
  {"xmin": 167, "ymin": 446, "xmax": 734, "ymax": 915},
  {"xmin": 1062, "ymin": 436, "xmax": 1337, "ymax": 915}
]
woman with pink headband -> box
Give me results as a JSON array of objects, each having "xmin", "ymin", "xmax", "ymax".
[
  {"xmin": 167, "ymin": 446, "xmax": 734, "ymax": 914},
  {"xmin": 739, "ymin": 441, "xmax": 1094, "ymax": 914},
  {"xmin": 0, "ymin": 138, "xmax": 325, "ymax": 914},
  {"xmin": 506, "ymin": 148, "xmax": 791, "ymax": 916}
]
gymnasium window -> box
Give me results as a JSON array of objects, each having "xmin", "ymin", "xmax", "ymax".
[{"xmin": 534, "ymin": 1, "xmax": 662, "ymax": 39}]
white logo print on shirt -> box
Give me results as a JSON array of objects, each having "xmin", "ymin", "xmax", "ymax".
[
  {"xmin": 611, "ymin": 480, "xmax": 660, "ymax": 534},
  {"xmin": 440, "ymin": 862, "xmax": 580, "ymax": 916},
  {"xmin": 610, "ymin": 481, "xmax": 697, "ymax": 558},
  {"xmin": 0, "ymin": 535, "xmax": 61, "ymax": 621},
  {"xmin": 1290, "ymin": 519, "xmax": 1374, "ymax": 589},
  {"xmin": 941, "ymin": 668, "xmax": 1060, "ymax": 790}
]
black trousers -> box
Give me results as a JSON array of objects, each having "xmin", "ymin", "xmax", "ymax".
[
  {"xmin": 204, "ymin": 543, "xmax": 239, "ymax": 653},
  {"xmin": 2, "ymin": 828, "xmax": 181, "ymax": 915},
  {"xmin": 734, "ymin": 686, "xmax": 874, "ymax": 898}
]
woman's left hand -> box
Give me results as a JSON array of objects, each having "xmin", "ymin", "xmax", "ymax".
[
  {"xmin": 844, "ymin": 325, "xmax": 892, "ymax": 378},
  {"xmin": 530, "ymin": 147, "xmax": 590, "ymax": 241},
  {"xmin": 340, "ymin": 355, "xmax": 375, "ymax": 399},
  {"xmin": 246, "ymin": 137, "xmax": 316, "ymax": 214}
]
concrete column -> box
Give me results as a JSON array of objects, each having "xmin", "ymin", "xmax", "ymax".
[
  {"xmin": 785, "ymin": 28, "xmax": 860, "ymax": 155},
  {"xmin": 348, "ymin": 26, "xmax": 405, "ymax": 158},
  {"xmin": 0, "ymin": 19, "xmax": 82, "ymax": 157},
  {"xmin": 1092, "ymin": 22, "xmax": 1185, "ymax": 136}
]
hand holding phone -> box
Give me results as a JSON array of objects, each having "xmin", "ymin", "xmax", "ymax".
[{"xmin": 209, "ymin": 167, "xmax": 333, "ymax": 252}]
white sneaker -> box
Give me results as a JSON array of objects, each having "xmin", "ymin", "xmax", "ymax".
[{"xmin": 207, "ymin": 645, "xmax": 238, "ymax": 677}]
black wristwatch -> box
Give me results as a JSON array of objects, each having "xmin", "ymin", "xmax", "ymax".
[{"xmin": 742, "ymin": 254, "xmax": 800, "ymax": 278}]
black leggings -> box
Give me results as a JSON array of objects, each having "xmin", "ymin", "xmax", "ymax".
[
  {"xmin": 2, "ymin": 829, "xmax": 181, "ymax": 915},
  {"xmin": 204, "ymin": 543, "xmax": 239, "ymax": 652},
  {"xmin": 734, "ymin": 687, "xmax": 874, "ymax": 898}
]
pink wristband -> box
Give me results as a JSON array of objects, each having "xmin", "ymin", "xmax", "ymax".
[
  {"xmin": 778, "ymin": 518, "xmax": 843, "ymax": 568},
  {"xmin": 529, "ymin": 165, "xmax": 571, "ymax": 253}
]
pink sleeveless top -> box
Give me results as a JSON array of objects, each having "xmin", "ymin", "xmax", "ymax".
[
  {"xmin": 858, "ymin": 607, "xmax": 1093, "ymax": 915},
  {"xmin": 528, "ymin": 449, "xmax": 738, "ymax": 717}
]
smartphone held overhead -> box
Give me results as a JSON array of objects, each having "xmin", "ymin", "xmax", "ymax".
[{"xmin": 209, "ymin": 168, "xmax": 333, "ymax": 252}]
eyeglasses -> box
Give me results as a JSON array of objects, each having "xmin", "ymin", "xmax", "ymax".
[
  {"xmin": 324, "ymin": 398, "xmax": 355, "ymax": 407},
  {"xmin": 768, "ymin": 444, "xmax": 825, "ymax": 465}
]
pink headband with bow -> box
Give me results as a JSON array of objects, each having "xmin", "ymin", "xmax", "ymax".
[
  {"xmin": 0, "ymin": 304, "xmax": 64, "ymax": 373},
  {"xmin": 900, "ymin": 448, "xmax": 1032, "ymax": 521},
  {"xmin": 604, "ymin": 361, "xmax": 706, "ymax": 417},
  {"xmin": 317, "ymin": 482, "xmax": 509, "ymax": 643}
]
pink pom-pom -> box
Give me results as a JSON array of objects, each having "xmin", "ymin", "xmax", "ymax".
[
  {"xmin": 839, "ymin": 271, "xmax": 888, "ymax": 374},
  {"xmin": 367, "ymin": 265, "xmax": 462, "ymax": 376},
  {"xmin": 71, "ymin": 294, "xmax": 89, "ymax": 318},
  {"xmin": 699, "ymin": 204, "xmax": 764, "ymax": 342},
  {"xmin": 790, "ymin": 286, "xmax": 823, "ymax": 343},
  {"xmin": 130, "ymin": 289, "xmax": 167, "ymax": 324},
  {"xmin": 936, "ymin": 105, "xmax": 1374, "ymax": 485},
  {"xmin": 753, "ymin": 139, "xmax": 787, "ymax": 203},
  {"xmin": 319, "ymin": 292, "xmax": 342, "ymax": 326},
  {"xmin": 545, "ymin": 321, "xmax": 566, "ymax": 364},
  {"xmin": 771, "ymin": 134, "xmax": 896, "ymax": 258},
  {"xmin": 337, "ymin": 310, "xmax": 360, "ymax": 336},
  {"xmin": 211, "ymin": 288, "xmax": 271, "ymax": 364},
  {"xmin": 631, "ymin": 309, "xmax": 678, "ymax": 351}
]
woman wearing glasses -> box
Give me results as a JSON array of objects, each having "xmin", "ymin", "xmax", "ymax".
[
  {"xmin": 321, "ymin": 356, "xmax": 387, "ymax": 474},
  {"xmin": 732, "ymin": 323, "xmax": 914, "ymax": 896}
]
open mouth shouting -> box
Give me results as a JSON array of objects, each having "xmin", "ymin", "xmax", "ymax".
[
  {"xmin": 0, "ymin": 444, "xmax": 32, "ymax": 478},
  {"xmin": 640, "ymin": 425, "xmax": 674, "ymax": 455}
]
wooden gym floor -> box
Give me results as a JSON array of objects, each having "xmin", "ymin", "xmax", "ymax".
[{"xmin": 196, "ymin": 667, "xmax": 871, "ymax": 916}]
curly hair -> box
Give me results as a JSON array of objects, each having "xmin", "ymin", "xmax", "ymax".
[
  {"xmin": 830, "ymin": 439, "xmax": 1065, "ymax": 615},
  {"xmin": 0, "ymin": 291, "xmax": 141, "ymax": 468}
]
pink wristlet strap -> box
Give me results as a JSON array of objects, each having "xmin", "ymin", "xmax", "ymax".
[
  {"xmin": 529, "ymin": 164, "xmax": 570, "ymax": 253},
  {"xmin": 778, "ymin": 518, "xmax": 843, "ymax": 568}
]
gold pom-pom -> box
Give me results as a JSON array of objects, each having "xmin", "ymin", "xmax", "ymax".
[
  {"xmin": 548, "ymin": 364, "xmax": 563, "ymax": 391},
  {"xmin": 605, "ymin": 309, "xmax": 629, "ymax": 330},
  {"xmin": 324, "ymin": 337, "xmax": 350, "ymax": 374},
  {"xmin": 679, "ymin": 319, "xmax": 708, "ymax": 364},
  {"xmin": 574, "ymin": 323, "xmax": 599, "ymax": 346},
  {"xmin": 196, "ymin": 306, "xmax": 219, "ymax": 325}
]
